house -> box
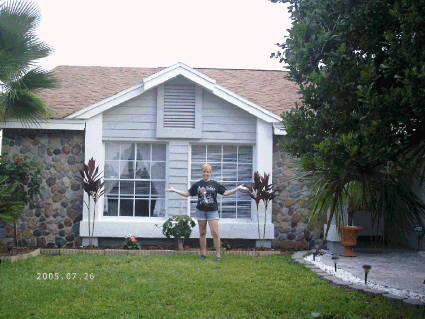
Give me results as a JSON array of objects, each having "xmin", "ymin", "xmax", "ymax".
[{"xmin": 0, "ymin": 62, "xmax": 323, "ymax": 249}]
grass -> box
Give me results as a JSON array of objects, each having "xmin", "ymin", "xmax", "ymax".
[{"xmin": 0, "ymin": 254, "xmax": 424, "ymax": 318}]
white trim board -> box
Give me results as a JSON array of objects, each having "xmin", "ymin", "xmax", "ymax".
[
  {"xmin": 0, "ymin": 119, "xmax": 86, "ymax": 130},
  {"xmin": 65, "ymin": 62, "xmax": 282, "ymax": 123}
]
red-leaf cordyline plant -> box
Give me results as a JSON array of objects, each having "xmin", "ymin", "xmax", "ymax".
[
  {"xmin": 243, "ymin": 172, "xmax": 278, "ymax": 248},
  {"xmin": 77, "ymin": 158, "xmax": 106, "ymax": 247}
]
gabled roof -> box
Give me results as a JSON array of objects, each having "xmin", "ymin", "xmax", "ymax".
[{"xmin": 38, "ymin": 63, "xmax": 301, "ymax": 122}]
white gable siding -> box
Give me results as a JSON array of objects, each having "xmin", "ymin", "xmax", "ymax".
[
  {"xmin": 102, "ymin": 89, "xmax": 157, "ymax": 140},
  {"xmin": 200, "ymin": 91, "xmax": 256, "ymax": 143}
]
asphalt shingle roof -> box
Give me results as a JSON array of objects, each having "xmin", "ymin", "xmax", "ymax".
[{"xmin": 38, "ymin": 65, "xmax": 301, "ymax": 119}]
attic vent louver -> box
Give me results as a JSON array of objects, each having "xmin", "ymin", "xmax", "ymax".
[{"xmin": 163, "ymin": 84, "xmax": 196, "ymax": 128}]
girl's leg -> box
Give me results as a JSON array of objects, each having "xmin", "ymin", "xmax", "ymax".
[
  {"xmin": 208, "ymin": 220, "xmax": 221, "ymax": 258},
  {"xmin": 198, "ymin": 220, "xmax": 207, "ymax": 256}
]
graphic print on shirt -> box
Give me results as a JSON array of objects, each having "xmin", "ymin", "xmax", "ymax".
[{"xmin": 197, "ymin": 185, "xmax": 216, "ymax": 208}]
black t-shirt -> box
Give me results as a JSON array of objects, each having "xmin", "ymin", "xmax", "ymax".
[{"xmin": 188, "ymin": 180, "xmax": 227, "ymax": 212}]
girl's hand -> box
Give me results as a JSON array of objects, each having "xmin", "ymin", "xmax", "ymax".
[
  {"xmin": 164, "ymin": 186, "xmax": 175, "ymax": 192},
  {"xmin": 238, "ymin": 184, "xmax": 249, "ymax": 191}
]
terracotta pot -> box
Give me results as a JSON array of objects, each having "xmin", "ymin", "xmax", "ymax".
[{"xmin": 338, "ymin": 226, "xmax": 362, "ymax": 257}]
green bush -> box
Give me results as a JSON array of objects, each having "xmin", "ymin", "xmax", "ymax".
[{"xmin": 123, "ymin": 235, "xmax": 141, "ymax": 250}]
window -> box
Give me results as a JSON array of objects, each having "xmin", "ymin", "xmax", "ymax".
[
  {"xmin": 190, "ymin": 145, "xmax": 253, "ymax": 219},
  {"xmin": 103, "ymin": 143, "xmax": 166, "ymax": 217}
]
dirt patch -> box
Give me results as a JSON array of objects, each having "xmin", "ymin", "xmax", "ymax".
[{"xmin": 0, "ymin": 246, "xmax": 39, "ymax": 257}]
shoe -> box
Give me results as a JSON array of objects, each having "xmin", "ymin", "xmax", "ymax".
[
  {"xmin": 214, "ymin": 257, "xmax": 221, "ymax": 262},
  {"xmin": 199, "ymin": 255, "xmax": 206, "ymax": 259}
]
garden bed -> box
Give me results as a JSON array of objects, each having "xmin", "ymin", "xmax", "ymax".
[{"xmin": 0, "ymin": 245, "xmax": 295, "ymax": 262}]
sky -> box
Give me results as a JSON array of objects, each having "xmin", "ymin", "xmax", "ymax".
[{"xmin": 32, "ymin": 0, "xmax": 292, "ymax": 71}]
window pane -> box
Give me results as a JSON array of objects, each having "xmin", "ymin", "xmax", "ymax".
[
  {"xmin": 238, "ymin": 164, "xmax": 252, "ymax": 182},
  {"xmin": 207, "ymin": 145, "xmax": 221, "ymax": 162},
  {"xmin": 103, "ymin": 197, "xmax": 118, "ymax": 216},
  {"xmin": 120, "ymin": 161, "xmax": 135, "ymax": 179},
  {"xmin": 136, "ymin": 144, "xmax": 150, "ymax": 161},
  {"xmin": 151, "ymin": 181, "xmax": 165, "ymax": 197},
  {"xmin": 105, "ymin": 161, "xmax": 119, "ymax": 179},
  {"xmin": 104, "ymin": 180, "xmax": 119, "ymax": 196},
  {"xmin": 121, "ymin": 143, "xmax": 135, "ymax": 160},
  {"xmin": 210, "ymin": 163, "xmax": 221, "ymax": 178},
  {"xmin": 238, "ymin": 146, "xmax": 253, "ymax": 163},
  {"xmin": 223, "ymin": 145, "xmax": 237, "ymax": 162},
  {"xmin": 151, "ymin": 162, "xmax": 166, "ymax": 179},
  {"xmin": 222, "ymin": 163, "xmax": 237, "ymax": 181},
  {"xmin": 237, "ymin": 201, "xmax": 251, "ymax": 219},
  {"xmin": 191, "ymin": 167, "xmax": 202, "ymax": 180},
  {"xmin": 190, "ymin": 200, "xmax": 197, "ymax": 219},
  {"xmin": 135, "ymin": 199, "xmax": 149, "ymax": 217},
  {"xmin": 135, "ymin": 161, "xmax": 150, "ymax": 179},
  {"xmin": 237, "ymin": 190, "xmax": 252, "ymax": 201},
  {"xmin": 191, "ymin": 145, "xmax": 206, "ymax": 162},
  {"xmin": 135, "ymin": 181, "xmax": 150, "ymax": 197},
  {"xmin": 105, "ymin": 143, "xmax": 120, "ymax": 160},
  {"xmin": 221, "ymin": 206, "xmax": 236, "ymax": 219},
  {"xmin": 151, "ymin": 199, "xmax": 165, "ymax": 217},
  {"xmin": 152, "ymin": 144, "xmax": 166, "ymax": 161},
  {"xmin": 120, "ymin": 181, "xmax": 134, "ymax": 197},
  {"xmin": 120, "ymin": 199, "xmax": 133, "ymax": 216}
]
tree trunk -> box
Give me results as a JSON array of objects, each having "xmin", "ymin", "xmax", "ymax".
[{"xmin": 178, "ymin": 238, "xmax": 184, "ymax": 251}]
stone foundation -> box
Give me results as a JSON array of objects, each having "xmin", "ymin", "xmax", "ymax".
[
  {"xmin": 271, "ymin": 135, "xmax": 323, "ymax": 249},
  {"xmin": 0, "ymin": 129, "xmax": 84, "ymax": 248}
]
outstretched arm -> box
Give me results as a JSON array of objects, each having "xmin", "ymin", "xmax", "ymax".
[
  {"xmin": 165, "ymin": 185, "xmax": 191, "ymax": 197},
  {"xmin": 223, "ymin": 184, "xmax": 248, "ymax": 196}
]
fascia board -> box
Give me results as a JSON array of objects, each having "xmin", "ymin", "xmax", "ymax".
[
  {"xmin": 65, "ymin": 83, "xmax": 145, "ymax": 119},
  {"xmin": 143, "ymin": 66, "xmax": 216, "ymax": 92},
  {"xmin": 1, "ymin": 119, "xmax": 86, "ymax": 130},
  {"xmin": 212, "ymin": 84, "xmax": 282, "ymax": 123},
  {"xmin": 144, "ymin": 62, "xmax": 216, "ymax": 85},
  {"xmin": 273, "ymin": 123, "xmax": 287, "ymax": 135}
]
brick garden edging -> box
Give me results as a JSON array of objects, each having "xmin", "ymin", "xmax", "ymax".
[
  {"xmin": 0, "ymin": 248, "xmax": 40, "ymax": 263},
  {"xmin": 40, "ymin": 249, "xmax": 284, "ymax": 257},
  {"xmin": 291, "ymin": 251, "xmax": 425, "ymax": 310}
]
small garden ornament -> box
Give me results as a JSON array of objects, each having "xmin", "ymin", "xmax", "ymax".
[
  {"xmin": 162, "ymin": 215, "xmax": 196, "ymax": 250},
  {"xmin": 78, "ymin": 158, "xmax": 106, "ymax": 248}
]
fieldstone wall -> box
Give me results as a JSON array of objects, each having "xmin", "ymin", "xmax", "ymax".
[
  {"xmin": 271, "ymin": 136, "xmax": 323, "ymax": 250},
  {"xmin": 0, "ymin": 129, "xmax": 85, "ymax": 248}
]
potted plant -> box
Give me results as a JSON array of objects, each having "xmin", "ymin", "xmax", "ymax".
[
  {"xmin": 338, "ymin": 182, "xmax": 363, "ymax": 257},
  {"xmin": 162, "ymin": 215, "xmax": 196, "ymax": 250}
]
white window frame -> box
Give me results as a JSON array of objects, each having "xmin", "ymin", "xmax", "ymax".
[
  {"xmin": 189, "ymin": 144, "xmax": 254, "ymax": 220},
  {"xmin": 103, "ymin": 142, "xmax": 167, "ymax": 218}
]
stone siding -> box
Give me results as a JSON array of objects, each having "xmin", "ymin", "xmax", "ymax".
[
  {"xmin": 0, "ymin": 129, "xmax": 84, "ymax": 248},
  {"xmin": 271, "ymin": 136, "xmax": 322, "ymax": 250}
]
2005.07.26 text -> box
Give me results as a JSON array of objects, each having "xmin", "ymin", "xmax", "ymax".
[{"xmin": 37, "ymin": 273, "xmax": 94, "ymax": 280}]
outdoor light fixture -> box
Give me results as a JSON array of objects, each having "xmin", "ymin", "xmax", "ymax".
[
  {"xmin": 312, "ymin": 247, "xmax": 317, "ymax": 261},
  {"xmin": 363, "ymin": 265, "xmax": 371, "ymax": 284},
  {"xmin": 332, "ymin": 256, "xmax": 339, "ymax": 272}
]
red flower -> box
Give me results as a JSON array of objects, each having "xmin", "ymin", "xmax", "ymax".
[
  {"xmin": 15, "ymin": 157, "xmax": 23, "ymax": 164},
  {"xmin": 130, "ymin": 237, "xmax": 136, "ymax": 242}
]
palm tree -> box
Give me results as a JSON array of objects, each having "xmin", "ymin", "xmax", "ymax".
[{"xmin": 0, "ymin": 0, "xmax": 58, "ymax": 127}]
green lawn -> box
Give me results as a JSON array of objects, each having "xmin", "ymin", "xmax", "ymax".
[{"xmin": 0, "ymin": 254, "xmax": 423, "ymax": 318}]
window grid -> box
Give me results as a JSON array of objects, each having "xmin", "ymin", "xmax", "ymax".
[
  {"xmin": 190, "ymin": 145, "xmax": 252, "ymax": 219},
  {"xmin": 104, "ymin": 143, "xmax": 166, "ymax": 217}
]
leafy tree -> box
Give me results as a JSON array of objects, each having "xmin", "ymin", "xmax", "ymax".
[
  {"xmin": 271, "ymin": 0, "xmax": 425, "ymax": 245},
  {"xmin": 0, "ymin": 0, "xmax": 58, "ymax": 126}
]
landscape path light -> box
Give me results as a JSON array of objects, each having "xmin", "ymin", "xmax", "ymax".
[
  {"xmin": 312, "ymin": 247, "xmax": 317, "ymax": 261},
  {"xmin": 362, "ymin": 265, "xmax": 371, "ymax": 284},
  {"xmin": 331, "ymin": 256, "xmax": 339, "ymax": 272}
]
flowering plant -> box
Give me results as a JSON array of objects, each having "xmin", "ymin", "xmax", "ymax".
[{"xmin": 123, "ymin": 235, "xmax": 141, "ymax": 250}]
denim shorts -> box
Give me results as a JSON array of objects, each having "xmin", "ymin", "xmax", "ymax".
[{"xmin": 196, "ymin": 208, "xmax": 219, "ymax": 220}]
